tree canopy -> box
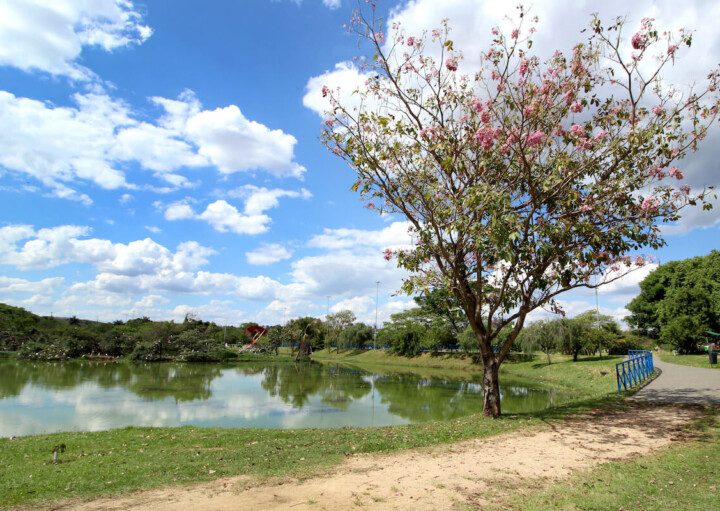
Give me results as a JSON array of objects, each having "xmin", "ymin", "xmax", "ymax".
[{"xmin": 627, "ymin": 250, "xmax": 720, "ymax": 352}]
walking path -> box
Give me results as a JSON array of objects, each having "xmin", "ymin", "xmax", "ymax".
[
  {"xmin": 634, "ymin": 355, "xmax": 720, "ymax": 405},
  {"xmin": 61, "ymin": 406, "xmax": 698, "ymax": 511}
]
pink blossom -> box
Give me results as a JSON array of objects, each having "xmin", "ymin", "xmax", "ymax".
[
  {"xmin": 491, "ymin": 27, "xmax": 499, "ymax": 36},
  {"xmin": 641, "ymin": 196, "xmax": 659, "ymax": 211},
  {"xmin": 580, "ymin": 204, "xmax": 593, "ymax": 213},
  {"xmin": 631, "ymin": 32, "xmax": 645, "ymax": 50},
  {"xmin": 366, "ymin": 202, "xmax": 375, "ymax": 209},
  {"xmin": 563, "ymin": 90, "xmax": 575, "ymax": 106},
  {"xmin": 471, "ymin": 97, "xmax": 483, "ymax": 112},
  {"xmin": 491, "ymin": 70, "xmax": 501, "ymax": 81},
  {"xmin": 324, "ymin": 118, "xmax": 336, "ymax": 128},
  {"xmin": 331, "ymin": 148, "xmax": 342, "ymax": 156},
  {"xmin": 570, "ymin": 101, "xmax": 583, "ymax": 113},
  {"xmin": 649, "ymin": 166, "xmax": 666, "ymax": 179},
  {"xmin": 680, "ymin": 184, "xmax": 691, "ymax": 195},
  {"xmin": 570, "ymin": 124, "xmax": 586, "ymax": 137},
  {"xmin": 526, "ymin": 130, "xmax": 546, "ymax": 147},
  {"xmin": 634, "ymin": 255, "xmax": 646, "ymax": 267},
  {"xmin": 519, "ymin": 58, "xmax": 529, "ymax": 77},
  {"xmin": 480, "ymin": 110, "xmax": 491, "ymax": 124},
  {"xmin": 406, "ymin": 36, "xmax": 415, "ymax": 46},
  {"xmin": 511, "ymin": 29, "xmax": 519, "ymax": 39},
  {"xmin": 668, "ymin": 167, "xmax": 684, "ymax": 179},
  {"xmin": 321, "ymin": 85, "xmax": 329, "ymax": 98},
  {"xmin": 474, "ymin": 126, "xmax": 499, "ymax": 150},
  {"xmin": 445, "ymin": 57, "xmax": 458, "ymax": 71},
  {"xmin": 667, "ymin": 44, "xmax": 678, "ymax": 56},
  {"xmin": 652, "ymin": 106, "xmax": 664, "ymax": 116},
  {"xmin": 383, "ymin": 249, "xmax": 393, "ymax": 261},
  {"xmin": 594, "ymin": 129, "xmax": 609, "ymax": 141},
  {"xmin": 374, "ymin": 32, "xmax": 385, "ymax": 44}
]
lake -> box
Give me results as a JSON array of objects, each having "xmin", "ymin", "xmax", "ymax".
[{"xmin": 0, "ymin": 359, "xmax": 557, "ymax": 437}]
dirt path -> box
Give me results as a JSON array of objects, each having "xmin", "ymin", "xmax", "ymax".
[{"xmin": 57, "ymin": 405, "xmax": 699, "ymax": 511}]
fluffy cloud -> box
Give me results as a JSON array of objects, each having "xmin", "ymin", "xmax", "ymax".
[
  {"xmin": 0, "ymin": 276, "xmax": 64, "ymax": 295},
  {"xmin": 0, "ymin": 89, "xmax": 306, "ymax": 203},
  {"xmin": 164, "ymin": 186, "xmax": 312, "ymax": 235},
  {"xmin": 322, "ymin": 0, "xmax": 341, "ymax": 9},
  {"xmin": 308, "ymin": 221, "xmax": 413, "ymax": 251},
  {"xmin": 303, "ymin": 61, "xmax": 371, "ymax": 118},
  {"xmin": 246, "ymin": 243, "xmax": 292, "ymax": 265},
  {"xmin": 185, "ymin": 105, "xmax": 306, "ymax": 178},
  {"xmin": 0, "ymin": 0, "xmax": 151, "ymax": 79},
  {"xmin": 0, "ymin": 224, "xmax": 214, "ymax": 273}
]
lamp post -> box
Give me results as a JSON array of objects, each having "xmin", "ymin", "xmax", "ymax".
[{"xmin": 374, "ymin": 280, "xmax": 380, "ymax": 350}]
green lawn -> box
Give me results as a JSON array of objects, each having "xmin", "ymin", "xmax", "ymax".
[
  {"xmin": 489, "ymin": 408, "xmax": 720, "ymax": 511},
  {"xmin": 0, "ymin": 353, "xmax": 626, "ymax": 509},
  {"xmin": 314, "ymin": 350, "xmax": 624, "ymax": 405},
  {"xmin": 657, "ymin": 350, "xmax": 719, "ymax": 369}
]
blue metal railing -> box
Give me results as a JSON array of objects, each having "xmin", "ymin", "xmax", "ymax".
[{"xmin": 616, "ymin": 350, "xmax": 655, "ymax": 393}]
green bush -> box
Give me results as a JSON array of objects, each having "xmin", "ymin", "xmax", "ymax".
[{"xmin": 606, "ymin": 334, "xmax": 653, "ymax": 355}]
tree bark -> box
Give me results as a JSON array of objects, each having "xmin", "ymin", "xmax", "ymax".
[{"xmin": 482, "ymin": 356, "xmax": 501, "ymax": 418}]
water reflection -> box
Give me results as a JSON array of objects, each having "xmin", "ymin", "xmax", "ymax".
[{"xmin": 0, "ymin": 359, "xmax": 555, "ymax": 437}]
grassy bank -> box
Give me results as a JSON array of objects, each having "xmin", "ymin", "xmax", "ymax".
[
  {"xmin": 0, "ymin": 353, "xmax": 626, "ymax": 509},
  {"xmin": 313, "ymin": 349, "xmax": 623, "ymax": 403},
  {"xmin": 658, "ymin": 350, "xmax": 719, "ymax": 369},
  {"xmin": 490, "ymin": 407, "xmax": 720, "ymax": 510},
  {"xmin": 1, "ymin": 413, "xmax": 538, "ymax": 509}
]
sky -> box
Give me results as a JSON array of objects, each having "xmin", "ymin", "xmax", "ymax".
[{"xmin": 0, "ymin": 0, "xmax": 718, "ymax": 327}]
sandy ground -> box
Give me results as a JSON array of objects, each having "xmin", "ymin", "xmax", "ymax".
[{"xmin": 56, "ymin": 405, "xmax": 698, "ymax": 511}]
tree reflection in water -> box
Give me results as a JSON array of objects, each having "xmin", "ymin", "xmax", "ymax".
[{"xmin": 0, "ymin": 359, "xmax": 555, "ymax": 436}]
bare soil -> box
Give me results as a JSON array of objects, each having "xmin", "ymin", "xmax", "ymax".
[{"xmin": 55, "ymin": 405, "xmax": 699, "ymax": 511}]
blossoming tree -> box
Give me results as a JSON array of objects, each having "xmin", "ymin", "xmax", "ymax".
[{"xmin": 319, "ymin": 6, "xmax": 719, "ymax": 417}]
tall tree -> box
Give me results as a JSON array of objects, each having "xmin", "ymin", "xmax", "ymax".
[
  {"xmin": 627, "ymin": 251, "xmax": 720, "ymax": 352},
  {"xmin": 325, "ymin": 310, "xmax": 357, "ymax": 352},
  {"xmin": 319, "ymin": 6, "xmax": 719, "ymax": 416}
]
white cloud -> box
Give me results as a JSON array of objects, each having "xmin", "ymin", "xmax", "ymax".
[
  {"xmin": 303, "ymin": 61, "xmax": 371, "ymax": 118},
  {"xmin": 0, "ymin": 224, "xmax": 214, "ymax": 273},
  {"xmin": 597, "ymin": 263, "xmax": 659, "ymax": 298},
  {"xmin": 0, "ymin": 0, "xmax": 152, "ymax": 79},
  {"xmin": 185, "ymin": 105, "xmax": 306, "ymax": 178},
  {"xmin": 0, "ymin": 88, "xmax": 306, "ymax": 203},
  {"xmin": 164, "ymin": 186, "xmax": 312, "ymax": 235},
  {"xmin": 322, "ymin": 0, "xmax": 341, "ymax": 9},
  {"xmin": 198, "ymin": 200, "xmax": 270, "ymax": 235},
  {"xmin": 164, "ymin": 201, "xmax": 196, "ymax": 221},
  {"xmin": 0, "ymin": 276, "xmax": 64, "ymax": 295},
  {"xmin": 246, "ymin": 243, "xmax": 292, "ymax": 265},
  {"xmin": 112, "ymin": 122, "xmax": 206, "ymax": 172},
  {"xmin": 308, "ymin": 221, "xmax": 413, "ymax": 251}
]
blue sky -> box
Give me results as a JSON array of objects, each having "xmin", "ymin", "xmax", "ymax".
[{"xmin": 0, "ymin": 0, "xmax": 718, "ymax": 326}]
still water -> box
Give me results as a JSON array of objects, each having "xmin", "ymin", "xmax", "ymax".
[{"xmin": 0, "ymin": 359, "xmax": 556, "ymax": 437}]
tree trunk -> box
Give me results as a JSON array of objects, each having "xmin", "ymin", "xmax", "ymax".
[{"xmin": 482, "ymin": 357, "xmax": 501, "ymax": 418}]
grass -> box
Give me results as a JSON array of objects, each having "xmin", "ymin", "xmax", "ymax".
[
  {"xmin": 1, "ymin": 411, "xmax": 537, "ymax": 509},
  {"xmin": 0, "ymin": 353, "xmax": 626, "ymax": 509},
  {"xmin": 313, "ymin": 350, "xmax": 623, "ymax": 404},
  {"xmin": 488, "ymin": 407, "xmax": 720, "ymax": 511},
  {"xmin": 657, "ymin": 350, "xmax": 719, "ymax": 370},
  {"xmin": 312, "ymin": 348, "xmax": 484, "ymax": 371}
]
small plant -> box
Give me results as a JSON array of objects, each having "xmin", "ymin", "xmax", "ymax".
[{"xmin": 51, "ymin": 443, "xmax": 66, "ymax": 464}]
